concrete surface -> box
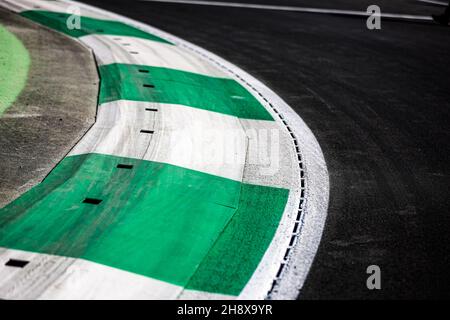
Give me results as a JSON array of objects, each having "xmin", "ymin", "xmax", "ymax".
[{"xmin": 0, "ymin": 8, "xmax": 98, "ymax": 208}]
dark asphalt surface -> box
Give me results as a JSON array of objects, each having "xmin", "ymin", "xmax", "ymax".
[{"xmin": 81, "ymin": 0, "xmax": 450, "ymax": 299}]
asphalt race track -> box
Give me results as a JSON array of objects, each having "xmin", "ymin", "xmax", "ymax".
[{"xmin": 78, "ymin": 0, "xmax": 450, "ymax": 299}]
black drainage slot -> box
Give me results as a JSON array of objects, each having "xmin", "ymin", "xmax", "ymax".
[
  {"xmin": 129, "ymin": 51, "xmax": 139, "ymax": 54},
  {"xmin": 83, "ymin": 198, "xmax": 102, "ymax": 205},
  {"xmin": 143, "ymin": 84, "xmax": 155, "ymax": 88},
  {"xmin": 140, "ymin": 130, "xmax": 154, "ymax": 134},
  {"xmin": 276, "ymin": 264, "xmax": 285, "ymax": 278},
  {"xmin": 289, "ymin": 235, "xmax": 296, "ymax": 247},
  {"xmin": 117, "ymin": 164, "xmax": 133, "ymax": 169},
  {"xmin": 5, "ymin": 259, "xmax": 29, "ymax": 268},
  {"xmin": 293, "ymin": 222, "xmax": 300, "ymax": 234},
  {"xmin": 283, "ymin": 248, "xmax": 291, "ymax": 261},
  {"xmin": 145, "ymin": 108, "xmax": 158, "ymax": 112},
  {"xmin": 270, "ymin": 280, "xmax": 277, "ymax": 291},
  {"xmin": 139, "ymin": 69, "xmax": 150, "ymax": 73}
]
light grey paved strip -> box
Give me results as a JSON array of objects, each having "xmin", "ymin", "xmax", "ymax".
[{"xmin": 139, "ymin": 0, "xmax": 433, "ymax": 21}]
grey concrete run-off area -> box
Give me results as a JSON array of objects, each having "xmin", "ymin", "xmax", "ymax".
[{"xmin": 0, "ymin": 8, "xmax": 98, "ymax": 208}]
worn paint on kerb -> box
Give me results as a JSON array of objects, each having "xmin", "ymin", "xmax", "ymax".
[
  {"xmin": 4, "ymin": 5, "xmax": 289, "ymax": 296},
  {"xmin": 19, "ymin": 10, "xmax": 171, "ymax": 44},
  {"xmin": 186, "ymin": 183, "xmax": 288, "ymax": 295},
  {"xmin": 0, "ymin": 153, "xmax": 289, "ymax": 295},
  {"xmin": 16, "ymin": 10, "xmax": 272, "ymax": 120},
  {"xmin": 0, "ymin": 24, "xmax": 30, "ymax": 116},
  {"xmin": 99, "ymin": 64, "xmax": 274, "ymax": 120}
]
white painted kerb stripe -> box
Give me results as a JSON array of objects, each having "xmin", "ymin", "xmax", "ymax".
[
  {"xmin": 0, "ymin": 247, "xmax": 235, "ymax": 299},
  {"xmin": 139, "ymin": 0, "xmax": 434, "ymax": 21},
  {"xmin": 80, "ymin": 34, "xmax": 228, "ymax": 78},
  {"xmin": 69, "ymin": 101, "xmax": 248, "ymax": 183},
  {"xmin": 0, "ymin": 247, "xmax": 181, "ymax": 299}
]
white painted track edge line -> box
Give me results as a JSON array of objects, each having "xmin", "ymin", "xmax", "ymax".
[
  {"xmin": 416, "ymin": 0, "xmax": 448, "ymax": 7},
  {"xmin": 139, "ymin": 0, "xmax": 434, "ymax": 21}
]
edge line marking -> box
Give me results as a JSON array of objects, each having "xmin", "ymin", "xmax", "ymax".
[{"xmin": 139, "ymin": 0, "xmax": 434, "ymax": 21}]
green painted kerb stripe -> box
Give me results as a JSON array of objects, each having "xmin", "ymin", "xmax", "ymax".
[
  {"xmin": 19, "ymin": 10, "xmax": 171, "ymax": 44},
  {"xmin": 0, "ymin": 24, "xmax": 30, "ymax": 116},
  {"xmin": 99, "ymin": 63, "xmax": 274, "ymax": 120},
  {"xmin": 186, "ymin": 182, "xmax": 289, "ymax": 295},
  {"xmin": 0, "ymin": 153, "xmax": 288, "ymax": 295}
]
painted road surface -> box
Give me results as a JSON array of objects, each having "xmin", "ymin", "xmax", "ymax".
[{"xmin": 0, "ymin": 0, "xmax": 328, "ymax": 299}]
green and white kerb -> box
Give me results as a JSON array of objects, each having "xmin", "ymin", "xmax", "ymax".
[{"xmin": 0, "ymin": 0, "xmax": 329, "ymax": 300}]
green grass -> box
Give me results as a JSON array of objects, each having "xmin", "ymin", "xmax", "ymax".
[{"xmin": 0, "ymin": 24, "xmax": 30, "ymax": 116}]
